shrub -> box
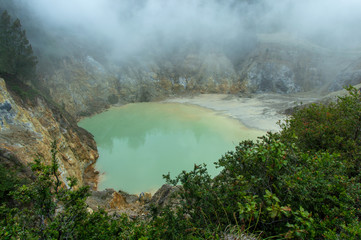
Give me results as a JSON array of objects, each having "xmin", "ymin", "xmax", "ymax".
[
  {"xmin": 107, "ymin": 94, "xmax": 119, "ymax": 104},
  {"xmin": 280, "ymin": 86, "xmax": 361, "ymax": 175},
  {"xmin": 162, "ymin": 87, "xmax": 361, "ymax": 239},
  {"xmin": 0, "ymin": 163, "xmax": 17, "ymax": 202},
  {"xmin": 0, "ymin": 142, "xmax": 168, "ymax": 239}
]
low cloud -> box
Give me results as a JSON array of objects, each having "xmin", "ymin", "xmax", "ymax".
[{"xmin": 11, "ymin": 0, "xmax": 361, "ymax": 60}]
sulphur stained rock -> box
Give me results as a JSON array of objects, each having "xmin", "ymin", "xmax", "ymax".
[
  {"xmin": 0, "ymin": 78, "xmax": 99, "ymax": 189},
  {"xmin": 87, "ymin": 189, "xmax": 129, "ymax": 210},
  {"xmin": 86, "ymin": 189, "xmax": 151, "ymax": 218}
]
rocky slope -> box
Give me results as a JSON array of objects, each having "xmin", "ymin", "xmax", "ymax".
[
  {"xmin": 86, "ymin": 184, "xmax": 181, "ymax": 219},
  {"xmin": 329, "ymin": 55, "xmax": 361, "ymax": 91},
  {"xmin": 37, "ymin": 51, "xmax": 241, "ymax": 119},
  {"xmin": 239, "ymin": 33, "xmax": 361, "ymax": 94},
  {"xmin": 37, "ymin": 33, "xmax": 361, "ymax": 119},
  {"xmin": 0, "ymin": 78, "xmax": 99, "ymax": 189}
]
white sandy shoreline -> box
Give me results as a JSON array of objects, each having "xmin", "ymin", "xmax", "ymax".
[{"xmin": 164, "ymin": 93, "xmax": 321, "ymax": 132}]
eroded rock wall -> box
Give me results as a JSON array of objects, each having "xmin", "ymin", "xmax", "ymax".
[
  {"xmin": 38, "ymin": 34, "xmax": 361, "ymax": 118},
  {"xmin": 239, "ymin": 34, "xmax": 361, "ymax": 94},
  {"xmin": 0, "ymin": 78, "xmax": 99, "ymax": 189},
  {"xmin": 38, "ymin": 52, "xmax": 241, "ymax": 119},
  {"xmin": 329, "ymin": 56, "xmax": 361, "ymax": 91}
]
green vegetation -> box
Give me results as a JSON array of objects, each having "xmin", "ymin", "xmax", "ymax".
[
  {"xmin": 107, "ymin": 94, "xmax": 119, "ymax": 104},
  {"xmin": 0, "ymin": 10, "xmax": 37, "ymax": 80},
  {"xmin": 0, "ymin": 9, "xmax": 42, "ymax": 102},
  {"xmin": 1, "ymin": 87, "xmax": 361, "ymax": 239},
  {"xmin": 0, "ymin": 163, "xmax": 17, "ymax": 202}
]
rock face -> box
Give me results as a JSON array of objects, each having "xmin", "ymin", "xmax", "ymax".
[
  {"xmin": 37, "ymin": 34, "xmax": 361, "ymax": 119},
  {"xmin": 38, "ymin": 52, "xmax": 241, "ymax": 119},
  {"xmin": 38, "ymin": 56, "xmax": 119, "ymax": 119},
  {"xmin": 150, "ymin": 184, "xmax": 181, "ymax": 210},
  {"xmin": 87, "ymin": 189, "xmax": 129, "ymax": 211},
  {"xmin": 239, "ymin": 34, "xmax": 360, "ymax": 94},
  {"xmin": 85, "ymin": 185, "xmax": 181, "ymax": 218},
  {"xmin": 329, "ymin": 57, "xmax": 361, "ymax": 91},
  {"xmin": 0, "ymin": 78, "xmax": 99, "ymax": 189},
  {"xmin": 100, "ymin": 184, "xmax": 182, "ymax": 220},
  {"xmin": 86, "ymin": 189, "xmax": 150, "ymax": 218}
]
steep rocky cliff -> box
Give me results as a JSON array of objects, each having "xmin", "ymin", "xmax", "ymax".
[
  {"xmin": 329, "ymin": 56, "xmax": 361, "ymax": 91},
  {"xmin": 38, "ymin": 51, "xmax": 241, "ymax": 119},
  {"xmin": 0, "ymin": 78, "xmax": 99, "ymax": 189},
  {"xmin": 239, "ymin": 33, "xmax": 361, "ymax": 94},
  {"xmin": 37, "ymin": 34, "xmax": 361, "ymax": 118}
]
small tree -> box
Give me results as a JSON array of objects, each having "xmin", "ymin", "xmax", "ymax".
[{"xmin": 0, "ymin": 10, "xmax": 37, "ymax": 80}]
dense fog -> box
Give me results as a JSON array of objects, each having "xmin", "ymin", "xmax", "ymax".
[{"xmin": 2, "ymin": 0, "xmax": 361, "ymax": 61}]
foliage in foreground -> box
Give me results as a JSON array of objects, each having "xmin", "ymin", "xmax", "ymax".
[
  {"xmin": 161, "ymin": 86, "xmax": 361, "ymax": 239},
  {"xmin": 0, "ymin": 143, "xmax": 183, "ymax": 239},
  {"xmin": 1, "ymin": 87, "xmax": 361, "ymax": 239}
]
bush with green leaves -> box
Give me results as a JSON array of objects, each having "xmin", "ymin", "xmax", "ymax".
[
  {"xmin": 280, "ymin": 86, "xmax": 361, "ymax": 175},
  {"xmin": 0, "ymin": 164, "xmax": 18, "ymax": 204},
  {"xmin": 161, "ymin": 87, "xmax": 361, "ymax": 239},
  {"xmin": 0, "ymin": 143, "xmax": 152, "ymax": 239}
]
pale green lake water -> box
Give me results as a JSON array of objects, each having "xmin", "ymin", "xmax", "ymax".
[{"xmin": 79, "ymin": 103, "xmax": 264, "ymax": 194}]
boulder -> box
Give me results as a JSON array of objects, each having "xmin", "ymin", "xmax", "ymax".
[{"xmin": 150, "ymin": 184, "xmax": 181, "ymax": 209}]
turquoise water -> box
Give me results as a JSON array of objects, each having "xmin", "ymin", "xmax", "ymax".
[{"xmin": 79, "ymin": 103, "xmax": 264, "ymax": 194}]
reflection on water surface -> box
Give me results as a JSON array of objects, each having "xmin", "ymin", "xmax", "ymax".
[{"xmin": 79, "ymin": 103, "xmax": 264, "ymax": 193}]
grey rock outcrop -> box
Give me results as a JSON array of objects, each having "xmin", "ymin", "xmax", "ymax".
[
  {"xmin": 150, "ymin": 184, "xmax": 181, "ymax": 209},
  {"xmin": 86, "ymin": 188, "xmax": 151, "ymax": 218},
  {"xmin": 239, "ymin": 34, "xmax": 357, "ymax": 94},
  {"xmin": 39, "ymin": 51, "xmax": 241, "ymax": 118},
  {"xmin": 244, "ymin": 62, "xmax": 300, "ymax": 93},
  {"xmin": 329, "ymin": 57, "xmax": 361, "ymax": 91},
  {"xmin": 37, "ymin": 34, "xmax": 361, "ymax": 119}
]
